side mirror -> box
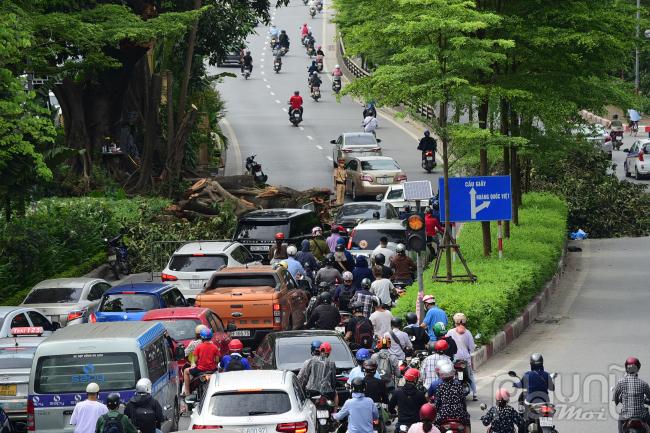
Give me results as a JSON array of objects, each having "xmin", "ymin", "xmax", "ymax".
[
  {"xmin": 376, "ymin": 139, "xmax": 382, "ymax": 143},
  {"xmin": 622, "ymin": 148, "xmax": 630, "ymax": 152},
  {"xmin": 251, "ymin": 253, "xmax": 265, "ymax": 263},
  {"xmin": 376, "ymin": 194, "xmax": 383, "ymax": 201},
  {"xmin": 186, "ymin": 298, "xmax": 196, "ymax": 306},
  {"xmin": 507, "ymin": 370, "xmax": 517, "ymax": 377},
  {"xmin": 184, "ymin": 395, "xmax": 198, "ymax": 408},
  {"xmin": 480, "ymin": 403, "xmax": 487, "ymax": 411},
  {"xmin": 330, "ymin": 139, "xmax": 336, "ymax": 144},
  {"xmin": 51, "ymin": 322, "xmax": 61, "ymax": 331},
  {"xmin": 175, "ymin": 345, "xmax": 185, "ymax": 361},
  {"xmin": 226, "ymin": 322, "xmax": 237, "ymax": 332}
]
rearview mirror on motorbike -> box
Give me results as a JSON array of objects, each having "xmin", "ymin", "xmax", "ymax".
[
  {"xmin": 175, "ymin": 345, "xmax": 185, "ymax": 361},
  {"xmin": 184, "ymin": 395, "xmax": 197, "ymax": 408},
  {"xmin": 508, "ymin": 370, "xmax": 517, "ymax": 377},
  {"xmin": 480, "ymin": 403, "xmax": 487, "ymax": 411},
  {"xmin": 622, "ymin": 148, "xmax": 629, "ymax": 152},
  {"xmin": 330, "ymin": 139, "xmax": 336, "ymax": 144},
  {"xmin": 376, "ymin": 139, "xmax": 381, "ymax": 143}
]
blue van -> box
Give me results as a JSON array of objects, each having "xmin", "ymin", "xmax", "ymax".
[
  {"xmin": 92, "ymin": 283, "xmax": 188, "ymax": 322},
  {"xmin": 28, "ymin": 321, "xmax": 183, "ymax": 432}
]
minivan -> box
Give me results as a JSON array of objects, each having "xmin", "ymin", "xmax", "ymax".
[{"xmin": 28, "ymin": 322, "xmax": 183, "ymax": 432}]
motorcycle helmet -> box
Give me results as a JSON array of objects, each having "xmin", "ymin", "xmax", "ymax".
[
  {"xmin": 350, "ymin": 377, "xmax": 365, "ymax": 393},
  {"xmin": 356, "ymin": 348, "xmax": 371, "ymax": 362},
  {"xmin": 228, "ymin": 339, "xmax": 244, "ymax": 353},
  {"xmin": 404, "ymin": 368, "xmax": 420, "ymax": 383},
  {"xmin": 317, "ymin": 45, "xmax": 322, "ymax": 50},
  {"xmin": 319, "ymin": 342, "xmax": 332, "ymax": 354},
  {"xmin": 374, "ymin": 253, "xmax": 385, "ymax": 266},
  {"xmin": 318, "ymin": 281, "xmax": 331, "ymax": 292},
  {"xmin": 319, "ymin": 291, "xmax": 332, "ymax": 304},
  {"xmin": 453, "ymin": 312, "xmax": 467, "ymax": 325},
  {"xmin": 391, "ymin": 317, "xmax": 402, "ymax": 329},
  {"xmin": 419, "ymin": 403, "xmax": 436, "ymax": 421},
  {"xmin": 360, "ymin": 278, "xmax": 372, "ymax": 290},
  {"xmin": 351, "ymin": 303, "xmax": 364, "ymax": 313},
  {"xmin": 405, "ymin": 312, "xmax": 418, "ymax": 325},
  {"xmin": 310, "ymin": 340, "xmax": 322, "ymax": 355},
  {"xmin": 363, "ymin": 359, "xmax": 378, "ymax": 374},
  {"xmin": 135, "ymin": 378, "xmax": 152, "ymax": 395},
  {"xmin": 199, "ymin": 328, "xmax": 213, "ymax": 340},
  {"xmin": 324, "ymin": 253, "xmax": 335, "ymax": 265},
  {"xmin": 335, "ymin": 64, "xmax": 340, "ymax": 68},
  {"xmin": 312, "ymin": 226, "xmax": 322, "ymax": 236},
  {"xmin": 294, "ymin": 90, "xmax": 300, "ymax": 95},
  {"xmin": 530, "ymin": 352, "xmax": 544, "ymax": 369},
  {"xmin": 106, "ymin": 393, "xmax": 121, "ymax": 410},
  {"xmin": 277, "ymin": 261, "xmax": 288, "ymax": 270},
  {"xmin": 342, "ymin": 271, "xmax": 353, "ymax": 282},
  {"xmin": 275, "ymin": 232, "xmax": 285, "ymax": 240},
  {"xmin": 246, "ymin": 50, "xmax": 251, "ymax": 55},
  {"xmin": 438, "ymin": 361, "xmax": 455, "ymax": 380},
  {"xmin": 287, "ymin": 245, "xmax": 298, "ymax": 256},
  {"xmin": 422, "ymin": 295, "xmax": 436, "ymax": 305},
  {"xmin": 335, "ymin": 244, "xmax": 345, "ymax": 252},
  {"xmin": 195, "ymin": 324, "xmax": 208, "ymax": 336},
  {"xmin": 433, "ymin": 322, "xmax": 446, "ymax": 337},
  {"xmin": 423, "ymin": 130, "xmax": 430, "ymax": 137},
  {"xmin": 433, "ymin": 340, "xmax": 449, "ymax": 353},
  {"xmin": 495, "ymin": 388, "xmax": 511, "ymax": 402},
  {"xmin": 626, "ymin": 357, "xmax": 641, "ymax": 374},
  {"xmin": 395, "ymin": 243, "xmax": 406, "ymax": 254}
]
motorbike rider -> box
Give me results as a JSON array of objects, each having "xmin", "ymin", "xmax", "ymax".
[
  {"xmin": 349, "ymin": 349, "xmax": 379, "ymax": 381},
  {"xmin": 286, "ymin": 245, "xmax": 307, "ymax": 278},
  {"xmin": 446, "ymin": 312, "xmax": 477, "ymax": 401},
  {"xmin": 371, "ymin": 336, "xmax": 401, "ymax": 391},
  {"xmin": 306, "ymin": 291, "xmax": 341, "ymax": 330},
  {"xmin": 309, "ymin": 72, "xmax": 322, "ymax": 96},
  {"xmin": 335, "ymin": 239, "xmax": 355, "ymax": 272},
  {"xmin": 307, "ymin": 60, "xmax": 319, "ymax": 76},
  {"xmin": 326, "ymin": 226, "xmax": 343, "ymax": 252},
  {"xmin": 316, "ymin": 253, "xmax": 343, "ymax": 286},
  {"xmin": 304, "ymin": 32, "xmax": 316, "ymax": 52},
  {"xmin": 279, "ymin": 30, "xmax": 290, "ymax": 49},
  {"xmin": 434, "ymin": 362, "xmax": 471, "ymax": 432},
  {"xmin": 431, "ymin": 322, "xmax": 457, "ymax": 358},
  {"xmin": 309, "ymin": 226, "xmax": 329, "ymax": 261},
  {"xmin": 300, "ymin": 23, "xmax": 309, "ymax": 39},
  {"xmin": 372, "ymin": 236, "xmax": 396, "ymax": 264},
  {"xmin": 334, "ymin": 377, "xmax": 379, "ymax": 433},
  {"xmin": 420, "ymin": 340, "xmax": 451, "ymax": 390},
  {"xmin": 332, "ymin": 64, "xmax": 343, "ymax": 79},
  {"xmin": 182, "ymin": 328, "xmax": 219, "ymax": 396},
  {"xmin": 613, "ymin": 357, "xmax": 650, "ymax": 433},
  {"xmin": 421, "ymin": 296, "xmax": 448, "ymax": 341},
  {"xmin": 184, "ymin": 324, "xmax": 208, "ymax": 363},
  {"xmin": 306, "ymin": 281, "xmax": 332, "ymax": 318},
  {"xmin": 480, "ymin": 389, "xmax": 523, "ymax": 433},
  {"xmin": 96, "ymin": 393, "xmax": 137, "ymax": 433},
  {"xmin": 333, "ymin": 271, "xmax": 355, "ymax": 312},
  {"xmin": 273, "ymin": 50, "xmax": 282, "ymax": 68},
  {"xmin": 349, "ymin": 278, "xmax": 375, "ymax": 318},
  {"xmin": 363, "ymin": 102, "xmax": 377, "ymax": 118},
  {"xmin": 302, "ymin": 340, "xmax": 322, "ymax": 370},
  {"xmin": 512, "ymin": 353, "xmax": 555, "ymax": 404},
  {"xmin": 370, "ymin": 266, "xmax": 393, "ymax": 308},
  {"xmin": 372, "ymin": 252, "xmax": 394, "ymax": 280},
  {"xmin": 296, "ymin": 239, "xmax": 320, "ymax": 273},
  {"xmin": 124, "ymin": 378, "xmax": 164, "ymax": 433},
  {"xmin": 370, "ymin": 299, "xmax": 393, "ymax": 338},
  {"xmin": 298, "ymin": 342, "xmax": 339, "ymax": 405},
  {"xmin": 289, "ymin": 90, "xmax": 304, "ymax": 120},
  {"xmin": 316, "ymin": 45, "xmax": 325, "ymax": 62},
  {"xmin": 363, "ymin": 360, "xmax": 389, "ymax": 405},
  {"xmin": 269, "ymin": 24, "xmax": 280, "ymax": 38},
  {"xmin": 611, "ymin": 113, "xmax": 624, "ymax": 131},
  {"xmin": 387, "ymin": 317, "xmax": 413, "ymax": 361},
  {"xmin": 407, "ymin": 403, "xmax": 441, "ymax": 433},
  {"xmin": 389, "ymin": 368, "xmax": 427, "ymax": 432},
  {"xmin": 268, "ymin": 232, "xmax": 289, "ymax": 262},
  {"xmin": 425, "ymin": 207, "xmax": 444, "ymax": 256},
  {"xmin": 417, "ymin": 130, "xmax": 437, "ymax": 159},
  {"xmin": 390, "ymin": 244, "xmax": 416, "ymax": 284},
  {"xmin": 220, "ymin": 339, "xmax": 251, "ymax": 371},
  {"xmin": 241, "ymin": 50, "xmax": 253, "ymax": 74},
  {"xmin": 403, "ymin": 312, "xmax": 429, "ymax": 351},
  {"xmin": 352, "ymin": 255, "xmax": 374, "ymax": 291},
  {"xmin": 344, "ymin": 302, "xmax": 375, "ymax": 349},
  {"xmin": 362, "ymin": 113, "xmax": 378, "ymax": 136}
]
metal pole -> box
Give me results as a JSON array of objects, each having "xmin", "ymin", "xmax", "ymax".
[
  {"xmin": 415, "ymin": 199, "xmax": 425, "ymax": 323},
  {"xmin": 636, "ymin": 0, "xmax": 640, "ymax": 94},
  {"xmin": 497, "ymin": 221, "xmax": 503, "ymax": 259},
  {"xmin": 451, "ymin": 223, "xmax": 456, "ymax": 262}
]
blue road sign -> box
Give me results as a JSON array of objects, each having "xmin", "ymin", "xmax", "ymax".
[{"xmin": 438, "ymin": 176, "xmax": 512, "ymax": 222}]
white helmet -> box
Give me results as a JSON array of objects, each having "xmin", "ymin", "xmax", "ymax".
[
  {"xmin": 335, "ymin": 64, "xmax": 340, "ymax": 69},
  {"xmin": 342, "ymin": 271, "xmax": 353, "ymax": 281},
  {"xmin": 395, "ymin": 243, "xmax": 406, "ymax": 253},
  {"xmin": 435, "ymin": 359, "xmax": 451, "ymax": 371},
  {"xmin": 453, "ymin": 312, "xmax": 467, "ymax": 325},
  {"xmin": 287, "ymin": 245, "xmax": 298, "ymax": 256},
  {"xmin": 312, "ymin": 226, "xmax": 322, "ymax": 236},
  {"xmin": 86, "ymin": 382, "xmax": 100, "ymax": 394},
  {"xmin": 195, "ymin": 324, "xmax": 208, "ymax": 335},
  {"xmin": 438, "ymin": 361, "xmax": 455, "ymax": 379},
  {"xmin": 135, "ymin": 378, "xmax": 152, "ymax": 394}
]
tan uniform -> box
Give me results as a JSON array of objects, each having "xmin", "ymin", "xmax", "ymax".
[{"xmin": 334, "ymin": 166, "xmax": 347, "ymax": 205}]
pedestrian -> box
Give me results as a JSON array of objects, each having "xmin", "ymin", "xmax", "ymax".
[
  {"xmin": 334, "ymin": 159, "xmax": 347, "ymax": 205},
  {"xmin": 95, "ymin": 393, "xmax": 137, "ymax": 433},
  {"xmin": 124, "ymin": 378, "xmax": 165, "ymax": 433},
  {"xmin": 70, "ymin": 383, "xmax": 108, "ymax": 433}
]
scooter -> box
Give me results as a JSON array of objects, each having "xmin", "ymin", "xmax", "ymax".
[
  {"xmin": 422, "ymin": 150, "xmax": 436, "ymax": 172},
  {"xmin": 332, "ymin": 77, "xmax": 342, "ymax": 94},
  {"xmin": 307, "ymin": 45, "xmax": 316, "ymax": 57},
  {"xmin": 290, "ymin": 107, "xmax": 303, "ymax": 126},
  {"xmin": 508, "ymin": 370, "xmax": 559, "ymax": 433},
  {"xmin": 317, "ymin": 2, "xmax": 323, "ymax": 11},
  {"xmin": 311, "ymin": 87, "xmax": 321, "ymax": 102},
  {"xmin": 242, "ymin": 65, "xmax": 252, "ymax": 80},
  {"xmin": 105, "ymin": 232, "xmax": 130, "ymax": 280},
  {"xmin": 311, "ymin": 394, "xmax": 335, "ymax": 433},
  {"xmin": 273, "ymin": 59, "xmax": 282, "ymax": 73},
  {"xmin": 437, "ymin": 418, "xmax": 465, "ymax": 433},
  {"xmin": 245, "ymin": 154, "xmax": 268, "ymax": 184},
  {"xmin": 316, "ymin": 55, "xmax": 324, "ymax": 72},
  {"xmin": 611, "ymin": 129, "xmax": 624, "ymax": 150},
  {"xmin": 270, "ymin": 37, "xmax": 278, "ymax": 48},
  {"xmin": 454, "ymin": 359, "xmax": 471, "ymax": 397},
  {"xmin": 309, "ymin": 6, "xmax": 316, "ymax": 18}
]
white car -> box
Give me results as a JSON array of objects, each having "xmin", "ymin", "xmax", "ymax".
[
  {"xmin": 347, "ymin": 219, "xmax": 406, "ymax": 258},
  {"xmin": 623, "ymin": 139, "xmax": 650, "ymax": 179},
  {"xmin": 161, "ymin": 241, "xmax": 262, "ymax": 300},
  {"xmin": 378, "ymin": 184, "xmax": 416, "ymax": 211},
  {"xmin": 0, "ymin": 307, "xmax": 57, "ymax": 345},
  {"xmin": 188, "ymin": 370, "xmax": 317, "ymax": 433}
]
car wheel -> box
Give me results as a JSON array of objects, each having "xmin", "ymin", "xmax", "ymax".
[
  {"xmin": 625, "ymin": 162, "xmax": 630, "ymax": 177},
  {"xmin": 635, "ymin": 167, "xmax": 641, "ymax": 180},
  {"xmin": 171, "ymin": 399, "xmax": 180, "ymax": 431},
  {"xmin": 351, "ymin": 183, "xmax": 359, "ymax": 201}
]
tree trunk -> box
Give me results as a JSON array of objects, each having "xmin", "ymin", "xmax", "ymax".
[
  {"xmin": 167, "ymin": 70, "xmax": 175, "ymax": 153},
  {"xmin": 500, "ymin": 97, "xmax": 510, "ymax": 238},
  {"xmin": 478, "ymin": 97, "xmax": 491, "ymax": 256},
  {"xmin": 163, "ymin": 105, "xmax": 199, "ymax": 191},
  {"xmin": 177, "ymin": 0, "xmax": 202, "ymax": 127},
  {"xmin": 136, "ymin": 72, "xmax": 163, "ymax": 191}
]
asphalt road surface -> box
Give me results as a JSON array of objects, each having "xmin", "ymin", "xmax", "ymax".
[{"xmin": 208, "ymin": 0, "xmax": 441, "ymax": 193}]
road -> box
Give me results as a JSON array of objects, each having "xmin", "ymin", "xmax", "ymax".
[
  {"xmin": 614, "ymin": 132, "xmax": 650, "ymax": 188},
  {"xmin": 468, "ymin": 236, "xmax": 650, "ymax": 432},
  {"xmin": 208, "ymin": 1, "xmax": 440, "ymax": 192}
]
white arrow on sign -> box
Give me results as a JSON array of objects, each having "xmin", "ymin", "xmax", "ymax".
[{"xmin": 469, "ymin": 188, "xmax": 490, "ymax": 219}]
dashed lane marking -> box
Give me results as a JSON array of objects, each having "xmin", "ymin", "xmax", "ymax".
[
  {"xmin": 327, "ymin": 156, "xmax": 333, "ymax": 161},
  {"xmin": 275, "ymin": 99, "xmax": 281, "ymax": 104},
  {"xmin": 307, "ymin": 135, "xmax": 314, "ymax": 140},
  {"xmin": 316, "ymin": 145, "xmax": 323, "ymax": 150},
  {"xmin": 266, "ymin": 84, "xmax": 271, "ymax": 89}
]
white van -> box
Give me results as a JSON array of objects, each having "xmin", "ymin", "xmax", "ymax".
[{"xmin": 28, "ymin": 322, "xmax": 182, "ymax": 432}]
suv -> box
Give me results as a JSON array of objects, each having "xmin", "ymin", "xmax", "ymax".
[
  {"xmin": 330, "ymin": 132, "xmax": 382, "ymax": 167},
  {"xmin": 233, "ymin": 209, "xmax": 323, "ymax": 258},
  {"xmin": 161, "ymin": 241, "xmax": 263, "ymax": 300},
  {"xmin": 347, "ymin": 219, "xmax": 406, "ymax": 257},
  {"xmin": 195, "ymin": 267, "xmax": 310, "ymax": 346},
  {"xmin": 92, "ymin": 283, "xmax": 188, "ymax": 322}
]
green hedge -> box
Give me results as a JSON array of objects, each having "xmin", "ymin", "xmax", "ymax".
[{"xmin": 392, "ymin": 192, "xmax": 567, "ymax": 342}]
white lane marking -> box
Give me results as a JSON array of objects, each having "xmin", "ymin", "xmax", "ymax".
[
  {"xmin": 299, "ymin": 127, "xmax": 305, "ymax": 131},
  {"xmin": 261, "ymin": 71, "xmax": 265, "ymax": 75},
  {"xmin": 263, "ymin": 78, "xmax": 268, "ymax": 82},
  {"xmin": 275, "ymin": 99, "xmax": 281, "ymax": 104},
  {"xmin": 307, "ymin": 135, "xmax": 314, "ymax": 140},
  {"xmin": 266, "ymin": 84, "xmax": 271, "ymax": 89},
  {"xmin": 270, "ymin": 91, "xmax": 275, "ymax": 96},
  {"xmin": 282, "ymin": 107, "xmax": 288, "ymax": 112},
  {"xmin": 220, "ymin": 118, "xmax": 243, "ymax": 175},
  {"xmin": 261, "ymin": 58, "xmax": 265, "ymax": 62},
  {"xmin": 316, "ymin": 145, "xmax": 323, "ymax": 150},
  {"xmin": 327, "ymin": 156, "xmax": 333, "ymax": 161}
]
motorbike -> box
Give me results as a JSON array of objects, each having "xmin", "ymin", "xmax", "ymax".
[
  {"xmin": 311, "ymin": 87, "xmax": 321, "ymax": 102},
  {"xmin": 316, "ymin": 55, "xmax": 324, "ymax": 72},
  {"xmin": 290, "ymin": 107, "xmax": 303, "ymax": 126},
  {"xmin": 105, "ymin": 233, "xmax": 129, "ymax": 280},
  {"xmin": 311, "ymin": 394, "xmax": 335, "ymax": 433},
  {"xmin": 622, "ymin": 417, "xmax": 650, "ymax": 433},
  {"xmin": 270, "ymin": 37, "xmax": 278, "ymax": 48},
  {"xmin": 373, "ymin": 403, "xmax": 388, "ymax": 433},
  {"xmin": 611, "ymin": 129, "xmax": 624, "ymax": 150},
  {"xmin": 332, "ymin": 77, "xmax": 342, "ymax": 94},
  {"xmin": 245, "ymin": 154, "xmax": 268, "ymax": 184},
  {"xmin": 317, "ymin": 2, "xmax": 323, "ymax": 11},
  {"xmin": 422, "ymin": 150, "xmax": 436, "ymax": 172},
  {"xmin": 508, "ymin": 370, "xmax": 559, "ymax": 433},
  {"xmin": 274, "ymin": 59, "xmax": 282, "ymax": 73},
  {"xmin": 454, "ymin": 360, "xmax": 471, "ymax": 397},
  {"xmin": 309, "ymin": 6, "xmax": 316, "ymax": 18},
  {"xmin": 307, "ymin": 45, "xmax": 316, "ymax": 57},
  {"xmin": 242, "ymin": 65, "xmax": 252, "ymax": 80},
  {"xmin": 185, "ymin": 370, "xmax": 216, "ymax": 410},
  {"xmin": 631, "ymin": 121, "xmax": 640, "ymax": 137},
  {"xmin": 437, "ymin": 418, "xmax": 465, "ymax": 433}
]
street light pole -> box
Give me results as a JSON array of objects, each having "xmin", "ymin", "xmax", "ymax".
[{"xmin": 636, "ymin": 0, "xmax": 640, "ymax": 94}]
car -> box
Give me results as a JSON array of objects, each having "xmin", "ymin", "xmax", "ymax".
[
  {"xmin": 188, "ymin": 370, "xmax": 317, "ymax": 432},
  {"xmin": 141, "ymin": 307, "xmax": 232, "ymax": 359},
  {"xmin": 378, "ymin": 184, "xmax": 417, "ymax": 211},
  {"xmin": 345, "ymin": 156, "xmax": 407, "ymax": 200},
  {"xmin": 0, "ymin": 307, "xmax": 58, "ymax": 344},
  {"xmin": 334, "ymin": 202, "xmax": 400, "ymax": 231},
  {"xmin": 19, "ymin": 277, "xmax": 112, "ymax": 326},
  {"xmin": 346, "ymin": 219, "xmax": 407, "ymax": 257},
  {"xmin": 161, "ymin": 241, "xmax": 263, "ymax": 300},
  {"xmin": 623, "ymin": 139, "xmax": 650, "ymax": 179},
  {"xmin": 218, "ymin": 50, "xmax": 242, "ymax": 67},
  {"xmin": 330, "ymin": 132, "xmax": 382, "ymax": 167},
  {"xmin": 196, "ymin": 266, "xmax": 310, "ymax": 347},
  {"xmin": 251, "ymin": 330, "xmax": 356, "ymax": 400},
  {"xmin": 0, "ymin": 342, "xmax": 38, "ymax": 431},
  {"xmin": 0, "ymin": 404, "xmax": 13, "ymax": 433},
  {"xmin": 91, "ymin": 283, "xmax": 189, "ymax": 323},
  {"xmin": 233, "ymin": 209, "xmax": 324, "ymax": 257},
  {"xmin": 572, "ymin": 124, "xmax": 613, "ymax": 159}
]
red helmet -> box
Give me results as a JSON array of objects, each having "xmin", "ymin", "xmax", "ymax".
[
  {"xmin": 419, "ymin": 403, "xmax": 437, "ymax": 421},
  {"xmin": 228, "ymin": 339, "xmax": 243, "ymax": 352},
  {"xmin": 495, "ymin": 388, "xmax": 511, "ymax": 402},
  {"xmin": 626, "ymin": 357, "xmax": 641, "ymax": 374},
  {"xmin": 319, "ymin": 342, "xmax": 332, "ymax": 354},
  {"xmin": 433, "ymin": 340, "xmax": 449, "ymax": 353},
  {"xmin": 404, "ymin": 368, "xmax": 420, "ymax": 383},
  {"xmin": 275, "ymin": 232, "xmax": 285, "ymax": 240}
]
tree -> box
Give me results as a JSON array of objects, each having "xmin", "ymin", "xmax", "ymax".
[{"xmin": 0, "ymin": 13, "xmax": 55, "ymax": 220}]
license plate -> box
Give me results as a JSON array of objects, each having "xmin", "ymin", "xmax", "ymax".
[
  {"xmin": 230, "ymin": 330, "xmax": 251, "ymax": 337},
  {"xmin": 190, "ymin": 280, "xmax": 205, "ymax": 290},
  {"xmin": 250, "ymin": 245, "xmax": 269, "ymax": 251},
  {"xmin": 0, "ymin": 385, "xmax": 17, "ymax": 396},
  {"xmin": 376, "ymin": 177, "xmax": 391, "ymax": 185},
  {"xmin": 426, "ymin": 157, "xmax": 433, "ymax": 161},
  {"xmin": 238, "ymin": 427, "xmax": 267, "ymax": 433},
  {"xmin": 539, "ymin": 417, "xmax": 554, "ymax": 427},
  {"xmin": 457, "ymin": 372, "xmax": 463, "ymax": 380},
  {"xmin": 108, "ymin": 254, "xmax": 117, "ymax": 262},
  {"xmin": 317, "ymin": 410, "xmax": 330, "ymax": 419}
]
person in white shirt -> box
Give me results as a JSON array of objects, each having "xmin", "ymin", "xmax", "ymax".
[
  {"xmin": 385, "ymin": 317, "xmax": 412, "ymax": 361},
  {"xmin": 363, "ymin": 115, "xmax": 378, "ymax": 136},
  {"xmin": 369, "ymin": 300, "xmax": 393, "ymax": 338},
  {"xmin": 372, "ymin": 237, "xmax": 395, "ymax": 263},
  {"xmin": 69, "ymin": 382, "xmax": 108, "ymax": 433},
  {"xmin": 370, "ymin": 266, "xmax": 394, "ymax": 307}
]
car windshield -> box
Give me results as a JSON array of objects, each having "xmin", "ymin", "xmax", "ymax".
[
  {"xmin": 350, "ymin": 229, "xmax": 405, "ymax": 250},
  {"xmin": 159, "ymin": 319, "xmax": 201, "ymax": 341},
  {"xmin": 0, "ymin": 346, "xmax": 37, "ymax": 369},
  {"xmin": 344, "ymin": 135, "xmax": 377, "ymax": 146},
  {"xmin": 209, "ymin": 391, "xmax": 291, "ymax": 417},
  {"xmin": 99, "ymin": 293, "xmax": 158, "ymax": 312},
  {"xmin": 235, "ymin": 222, "xmax": 290, "ymax": 241},
  {"xmin": 360, "ymin": 159, "xmax": 399, "ymax": 171},
  {"xmin": 386, "ymin": 189, "xmax": 403, "ymax": 200},
  {"xmin": 169, "ymin": 255, "xmax": 227, "ymax": 272},
  {"xmin": 338, "ymin": 204, "xmax": 382, "ymax": 219},
  {"xmin": 644, "ymin": 144, "xmax": 650, "ymax": 154},
  {"xmin": 276, "ymin": 335, "xmax": 355, "ymax": 370},
  {"xmin": 206, "ymin": 275, "xmax": 277, "ymax": 290},
  {"xmin": 23, "ymin": 287, "xmax": 83, "ymax": 304}
]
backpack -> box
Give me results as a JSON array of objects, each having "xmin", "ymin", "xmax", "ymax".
[
  {"xmin": 353, "ymin": 317, "xmax": 374, "ymax": 349},
  {"xmin": 376, "ymin": 351, "xmax": 393, "ymax": 383},
  {"xmin": 226, "ymin": 354, "xmax": 245, "ymax": 372},
  {"xmin": 338, "ymin": 287, "xmax": 354, "ymax": 311},
  {"xmin": 100, "ymin": 413, "xmax": 125, "ymax": 433},
  {"xmin": 132, "ymin": 405, "xmax": 156, "ymax": 433}
]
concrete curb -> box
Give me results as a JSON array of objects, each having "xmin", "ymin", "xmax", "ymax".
[{"xmin": 471, "ymin": 241, "xmax": 568, "ymax": 369}]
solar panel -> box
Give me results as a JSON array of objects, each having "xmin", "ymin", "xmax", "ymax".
[{"xmin": 403, "ymin": 180, "xmax": 433, "ymax": 200}]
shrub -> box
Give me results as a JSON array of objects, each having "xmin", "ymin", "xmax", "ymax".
[{"xmin": 392, "ymin": 192, "xmax": 567, "ymax": 342}]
